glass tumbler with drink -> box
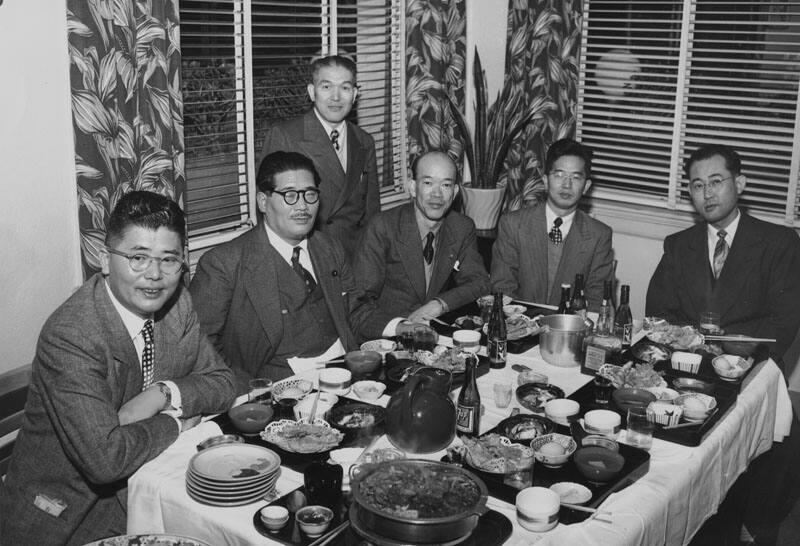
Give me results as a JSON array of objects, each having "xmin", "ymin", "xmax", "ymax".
[
  {"xmin": 413, "ymin": 325, "xmax": 437, "ymax": 353},
  {"xmin": 626, "ymin": 407, "xmax": 654, "ymax": 450},
  {"xmin": 248, "ymin": 378, "xmax": 273, "ymax": 405}
]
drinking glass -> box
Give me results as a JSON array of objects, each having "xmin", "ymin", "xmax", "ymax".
[
  {"xmin": 248, "ymin": 378, "xmax": 273, "ymax": 405},
  {"xmin": 699, "ymin": 311, "xmax": 723, "ymax": 336},
  {"xmin": 493, "ymin": 381, "xmax": 513, "ymax": 409},
  {"xmin": 593, "ymin": 375, "xmax": 613, "ymax": 405},
  {"xmin": 626, "ymin": 407, "xmax": 654, "ymax": 450},
  {"xmin": 503, "ymin": 451, "xmax": 534, "ymax": 489},
  {"xmin": 413, "ymin": 325, "xmax": 437, "ymax": 353}
]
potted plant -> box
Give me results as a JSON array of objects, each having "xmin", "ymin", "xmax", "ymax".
[{"xmin": 447, "ymin": 48, "xmax": 554, "ymax": 233}]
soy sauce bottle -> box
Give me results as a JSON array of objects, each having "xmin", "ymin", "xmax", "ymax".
[
  {"xmin": 456, "ymin": 355, "xmax": 481, "ymax": 436},
  {"xmin": 571, "ymin": 274, "xmax": 587, "ymax": 320},
  {"xmin": 487, "ymin": 292, "xmax": 507, "ymax": 369},
  {"xmin": 615, "ymin": 284, "xmax": 633, "ymax": 348}
]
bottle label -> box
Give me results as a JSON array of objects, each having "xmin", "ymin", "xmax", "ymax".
[
  {"xmin": 456, "ymin": 404, "xmax": 478, "ymax": 433},
  {"xmin": 584, "ymin": 344, "xmax": 608, "ymax": 371},
  {"xmin": 488, "ymin": 339, "xmax": 507, "ymax": 368},
  {"xmin": 622, "ymin": 323, "xmax": 633, "ymax": 345}
]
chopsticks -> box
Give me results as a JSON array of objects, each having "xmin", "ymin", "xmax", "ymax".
[
  {"xmin": 512, "ymin": 299, "xmax": 559, "ymax": 311},
  {"xmin": 703, "ymin": 335, "xmax": 776, "ymax": 343},
  {"xmin": 662, "ymin": 408, "xmax": 719, "ymax": 430},
  {"xmin": 561, "ymin": 503, "xmax": 612, "ymax": 522},
  {"xmin": 307, "ymin": 389, "xmax": 321, "ymax": 423},
  {"xmin": 310, "ymin": 521, "xmax": 350, "ymax": 546}
]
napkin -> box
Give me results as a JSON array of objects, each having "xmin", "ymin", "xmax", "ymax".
[{"xmin": 287, "ymin": 339, "xmax": 346, "ymax": 375}]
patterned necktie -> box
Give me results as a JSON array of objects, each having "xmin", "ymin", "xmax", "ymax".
[
  {"xmin": 549, "ymin": 217, "xmax": 563, "ymax": 245},
  {"xmin": 713, "ymin": 229, "xmax": 729, "ymax": 279},
  {"xmin": 291, "ymin": 246, "xmax": 317, "ymax": 293},
  {"xmin": 140, "ymin": 319, "xmax": 154, "ymax": 390},
  {"xmin": 330, "ymin": 129, "xmax": 340, "ymax": 151},
  {"xmin": 423, "ymin": 232, "xmax": 435, "ymax": 265}
]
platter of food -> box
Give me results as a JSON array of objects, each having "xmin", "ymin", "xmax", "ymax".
[
  {"xmin": 85, "ymin": 535, "xmax": 211, "ymax": 546},
  {"xmin": 260, "ymin": 419, "xmax": 344, "ymax": 454},
  {"xmin": 415, "ymin": 345, "xmax": 468, "ymax": 373},
  {"xmin": 646, "ymin": 323, "xmax": 703, "ymax": 351},
  {"xmin": 454, "ymin": 315, "xmax": 484, "ymax": 330},
  {"xmin": 460, "ymin": 433, "xmax": 534, "ymax": 474},
  {"xmin": 515, "ymin": 383, "xmax": 566, "ymax": 412},
  {"xmin": 599, "ymin": 362, "xmax": 667, "ymax": 390}
]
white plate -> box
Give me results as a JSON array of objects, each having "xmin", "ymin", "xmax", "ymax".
[{"xmin": 188, "ymin": 443, "xmax": 280, "ymax": 482}]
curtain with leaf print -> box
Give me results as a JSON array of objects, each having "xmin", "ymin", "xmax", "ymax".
[
  {"xmin": 406, "ymin": 0, "xmax": 467, "ymax": 171},
  {"xmin": 67, "ymin": 0, "xmax": 185, "ymax": 278},
  {"xmin": 502, "ymin": 0, "xmax": 582, "ymax": 211}
]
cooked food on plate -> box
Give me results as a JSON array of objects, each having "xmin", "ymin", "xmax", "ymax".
[
  {"xmin": 601, "ymin": 362, "xmax": 665, "ymax": 389},
  {"xmin": 631, "ymin": 341, "xmax": 671, "ymax": 364},
  {"xmin": 646, "ymin": 323, "xmax": 703, "ymax": 350},
  {"xmin": 454, "ymin": 315, "xmax": 484, "ymax": 330},
  {"xmin": 261, "ymin": 420, "xmax": 344, "ymax": 453},
  {"xmin": 461, "ymin": 433, "xmax": 534, "ymax": 473},
  {"xmin": 415, "ymin": 346, "xmax": 467, "ymax": 373}
]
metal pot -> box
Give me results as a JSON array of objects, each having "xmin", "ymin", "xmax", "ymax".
[
  {"xmin": 349, "ymin": 459, "xmax": 488, "ymax": 543},
  {"xmin": 537, "ymin": 314, "xmax": 593, "ymax": 367}
]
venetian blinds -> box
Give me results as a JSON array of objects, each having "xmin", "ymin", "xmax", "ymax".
[
  {"xmin": 180, "ymin": 0, "xmax": 406, "ymax": 241},
  {"xmin": 577, "ymin": 0, "xmax": 800, "ymax": 225}
]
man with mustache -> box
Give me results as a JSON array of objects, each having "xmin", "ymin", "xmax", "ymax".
[
  {"xmin": 190, "ymin": 151, "xmax": 371, "ymax": 390},
  {"xmin": 352, "ymin": 151, "xmax": 489, "ymax": 339},
  {"xmin": 646, "ymin": 144, "xmax": 800, "ymax": 363},
  {"xmin": 260, "ymin": 55, "xmax": 378, "ymax": 258},
  {"xmin": 491, "ymin": 138, "xmax": 614, "ymax": 312},
  {"xmin": 1, "ymin": 192, "xmax": 237, "ymax": 545}
]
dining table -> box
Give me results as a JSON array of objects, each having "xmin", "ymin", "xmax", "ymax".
[{"xmin": 127, "ymin": 323, "xmax": 793, "ymax": 545}]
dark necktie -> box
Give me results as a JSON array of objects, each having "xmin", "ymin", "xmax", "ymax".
[
  {"xmin": 141, "ymin": 319, "xmax": 154, "ymax": 390},
  {"xmin": 713, "ymin": 229, "xmax": 728, "ymax": 279},
  {"xmin": 330, "ymin": 129, "xmax": 340, "ymax": 151},
  {"xmin": 549, "ymin": 217, "xmax": 563, "ymax": 245},
  {"xmin": 423, "ymin": 232, "xmax": 435, "ymax": 265},
  {"xmin": 292, "ymin": 246, "xmax": 317, "ymax": 293}
]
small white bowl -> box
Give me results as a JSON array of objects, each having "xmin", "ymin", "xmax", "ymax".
[
  {"xmin": 549, "ymin": 482, "xmax": 592, "ymax": 505},
  {"xmin": 318, "ymin": 368, "xmax": 352, "ymax": 394},
  {"xmin": 674, "ymin": 393, "xmax": 717, "ymax": 422},
  {"xmin": 712, "ymin": 354, "xmax": 751, "ymax": 381},
  {"xmin": 584, "ymin": 409, "xmax": 621, "ymax": 438},
  {"xmin": 260, "ymin": 505, "xmax": 290, "ymax": 531},
  {"xmin": 671, "ymin": 351, "xmax": 702, "ymax": 374},
  {"xmin": 360, "ymin": 339, "xmax": 397, "ymax": 355},
  {"xmin": 544, "ymin": 399, "xmax": 580, "ymax": 426},
  {"xmin": 516, "ymin": 487, "xmax": 560, "ymax": 532},
  {"xmin": 295, "ymin": 505, "xmax": 334, "ymax": 537},
  {"xmin": 352, "ymin": 380, "xmax": 386, "ymax": 401}
]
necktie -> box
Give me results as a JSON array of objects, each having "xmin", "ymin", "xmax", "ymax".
[
  {"xmin": 292, "ymin": 246, "xmax": 317, "ymax": 293},
  {"xmin": 330, "ymin": 129, "xmax": 340, "ymax": 151},
  {"xmin": 713, "ymin": 229, "xmax": 729, "ymax": 279},
  {"xmin": 141, "ymin": 319, "xmax": 154, "ymax": 390},
  {"xmin": 423, "ymin": 232, "xmax": 435, "ymax": 265},
  {"xmin": 549, "ymin": 217, "xmax": 563, "ymax": 245}
]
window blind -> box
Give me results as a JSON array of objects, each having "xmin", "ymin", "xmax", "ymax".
[
  {"xmin": 181, "ymin": 0, "xmax": 406, "ymax": 241},
  {"xmin": 577, "ymin": 0, "xmax": 800, "ymax": 225}
]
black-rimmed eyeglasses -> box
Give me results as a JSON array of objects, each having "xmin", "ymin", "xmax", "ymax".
[
  {"xmin": 106, "ymin": 247, "xmax": 184, "ymax": 275},
  {"xmin": 270, "ymin": 189, "xmax": 320, "ymax": 205}
]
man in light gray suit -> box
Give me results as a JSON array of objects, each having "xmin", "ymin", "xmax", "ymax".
[
  {"xmin": 491, "ymin": 138, "xmax": 614, "ymax": 311},
  {"xmin": 260, "ymin": 55, "xmax": 379, "ymax": 258},
  {"xmin": 0, "ymin": 192, "xmax": 237, "ymax": 545}
]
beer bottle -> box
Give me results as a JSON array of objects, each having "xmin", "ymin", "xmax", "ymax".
[
  {"xmin": 487, "ymin": 292, "xmax": 507, "ymax": 369},
  {"xmin": 557, "ymin": 284, "xmax": 572, "ymax": 314},
  {"xmin": 615, "ymin": 284, "xmax": 633, "ymax": 348},
  {"xmin": 596, "ymin": 280, "xmax": 615, "ymax": 335},
  {"xmin": 456, "ymin": 354, "xmax": 481, "ymax": 436},
  {"xmin": 570, "ymin": 274, "xmax": 587, "ymax": 320}
]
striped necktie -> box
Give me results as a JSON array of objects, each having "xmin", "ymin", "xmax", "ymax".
[
  {"xmin": 713, "ymin": 230, "xmax": 728, "ymax": 279},
  {"xmin": 141, "ymin": 319, "xmax": 155, "ymax": 390}
]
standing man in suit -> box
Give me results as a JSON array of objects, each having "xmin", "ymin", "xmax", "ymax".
[
  {"xmin": 352, "ymin": 151, "xmax": 489, "ymax": 339},
  {"xmin": 646, "ymin": 143, "xmax": 800, "ymax": 362},
  {"xmin": 491, "ymin": 138, "xmax": 614, "ymax": 311},
  {"xmin": 260, "ymin": 55, "xmax": 378, "ymax": 258},
  {"xmin": 0, "ymin": 192, "xmax": 237, "ymax": 545},
  {"xmin": 190, "ymin": 151, "xmax": 370, "ymax": 390}
]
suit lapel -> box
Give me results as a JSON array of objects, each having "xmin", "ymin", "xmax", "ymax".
[
  {"xmin": 685, "ymin": 224, "xmax": 713, "ymax": 318},
  {"xmin": 308, "ymin": 235, "xmax": 350, "ymax": 346},
  {"xmin": 427, "ymin": 215, "xmax": 458, "ymax": 300},
  {"xmin": 242, "ymin": 227, "xmax": 285, "ymax": 349},
  {"xmin": 398, "ymin": 206, "xmax": 427, "ymax": 302},
  {"xmin": 715, "ymin": 214, "xmax": 760, "ymax": 318},
  {"xmin": 526, "ymin": 206, "xmax": 550, "ymax": 302},
  {"xmin": 327, "ymin": 122, "xmax": 366, "ymax": 218},
  {"xmin": 301, "ymin": 111, "xmax": 345, "ymax": 188}
]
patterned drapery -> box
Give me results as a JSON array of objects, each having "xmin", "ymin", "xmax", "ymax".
[
  {"xmin": 67, "ymin": 0, "xmax": 185, "ymax": 277},
  {"xmin": 502, "ymin": 0, "xmax": 582, "ymax": 210},
  {"xmin": 405, "ymin": 0, "xmax": 467, "ymax": 171}
]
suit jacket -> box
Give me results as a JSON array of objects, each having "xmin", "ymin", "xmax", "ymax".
[
  {"xmin": 352, "ymin": 203, "xmax": 490, "ymax": 339},
  {"xmin": 0, "ymin": 275, "xmax": 236, "ymax": 546},
  {"xmin": 260, "ymin": 110, "xmax": 379, "ymax": 257},
  {"xmin": 646, "ymin": 212, "xmax": 800, "ymax": 361},
  {"xmin": 491, "ymin": 203, "xmax": 614, "ymax": 311},
  {"xmin": 190, "ymin": 226, "xmax": 371, "ymax": 389}
]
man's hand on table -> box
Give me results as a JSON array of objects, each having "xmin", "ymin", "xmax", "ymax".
[
  {"xmin": 118, "ymin": 385, "xmax": 169, "ymax": 425},
  {"xmin": 407, "ymin": 299, "xmax": 446, "ymax": 323},
  {"xmin": 395, "ymin": 320, "xmax": 439, "ymax": 343}
]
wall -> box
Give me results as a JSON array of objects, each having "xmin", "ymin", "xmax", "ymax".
[{"xmin": 0, "ymin": 2, "xmax": 81, "ymax": 376}]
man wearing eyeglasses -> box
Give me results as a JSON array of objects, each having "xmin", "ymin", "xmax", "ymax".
[
  {"xmin": 1, "ymin": 192, "xmax": 237, "ymax": 545},
  {"xmin": 491, "ymin": 138, "xmax": 614, "ymax": 311},
  {"xmin": 190, "ymin": 151, "xmax": 369, "ymax": 390},
  {"xmin": 647, "ymin": 144, "xmax": 800, "ymax": 362},
  {"xmin": 260, "ymin": 55, "xmax": 378, "ymax": 258}
]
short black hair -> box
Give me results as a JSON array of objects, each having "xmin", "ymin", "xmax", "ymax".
[
  {"xmin": 685, "ymin": 144, "xmax": 742, "ymax": 179},
  {"xmin": 256, "ymin": 151, "xmax": 320, "ymax": 193},
  {"xmin": 410, "ymin": 150, "xmax": 460, "ymax": 183},
  {"xmin": 545, "ymin": 138, "xmax": 593, "ymax": 178},
  {"xmin": 310, "ymin": 55, "xmax": 357, "ymax": 82},
  {"xmin": 106, "ymin": 191, "xmax": 186, "ymax": 246}
]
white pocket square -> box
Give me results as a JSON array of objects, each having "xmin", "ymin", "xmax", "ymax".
[{"xmin": 453, "ymin": 260, "xmax": 461, "ymax": 272}]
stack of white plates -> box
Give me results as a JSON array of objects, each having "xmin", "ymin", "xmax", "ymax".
[{"xmin": 186, "ymin": 443, "xmax": 281, "ymax": 506}]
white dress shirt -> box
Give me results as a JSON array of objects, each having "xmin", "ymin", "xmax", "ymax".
[{"xmin": 706, "ymin": 209, "xmax": 741, "ymax": 269}]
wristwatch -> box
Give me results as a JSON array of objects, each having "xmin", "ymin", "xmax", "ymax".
[{"xmin": 156, "ymin": 382, "xmax": 172, "ymax": 411}]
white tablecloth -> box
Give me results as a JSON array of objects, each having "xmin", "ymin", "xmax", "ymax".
[{"xmin": 128, "ymin": 341, "xmax": 793, "ymax": 546}]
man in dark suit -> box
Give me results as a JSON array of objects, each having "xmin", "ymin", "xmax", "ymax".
[
  {"xmin": 491, "ymin": 138, "xmax": 614, "ymax": 311},
  {"xmin": 646, "ymin": 144, "xmax": 800, "ymax": 362},
  {"xmin": 190, "ymin": 151, "xmax": 370, "ymax": 389},
  {"xmin": 352, "ymin": 151, "xmax": 489, "ymax": 340},
  {"xmin": 260, "ymin": 55, "xmax": 378, "ymax": 258},
  {"xmin": 0, "ymin": 192, "xmax": 237, "ymax": 545}
]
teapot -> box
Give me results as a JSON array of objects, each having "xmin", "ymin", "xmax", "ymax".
[{"xmin": 385, "ymin": 373, "xmax": 456, "ymax": 453}]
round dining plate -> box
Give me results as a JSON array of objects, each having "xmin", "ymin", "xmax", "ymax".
[
  {"xmin": 186, "ymin": 469, "xmax": 279, "ymax": 495},
  {"xmin": 83, "ymin": 534, "xmax": 211, "ymax": 546},
  {"xmin": 188, "ymin": 443, "xmax": 281, "ymax": 482},
  {"xmin": 186, "ymin": 481, "xmax": 276, "ymax": 506}
]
